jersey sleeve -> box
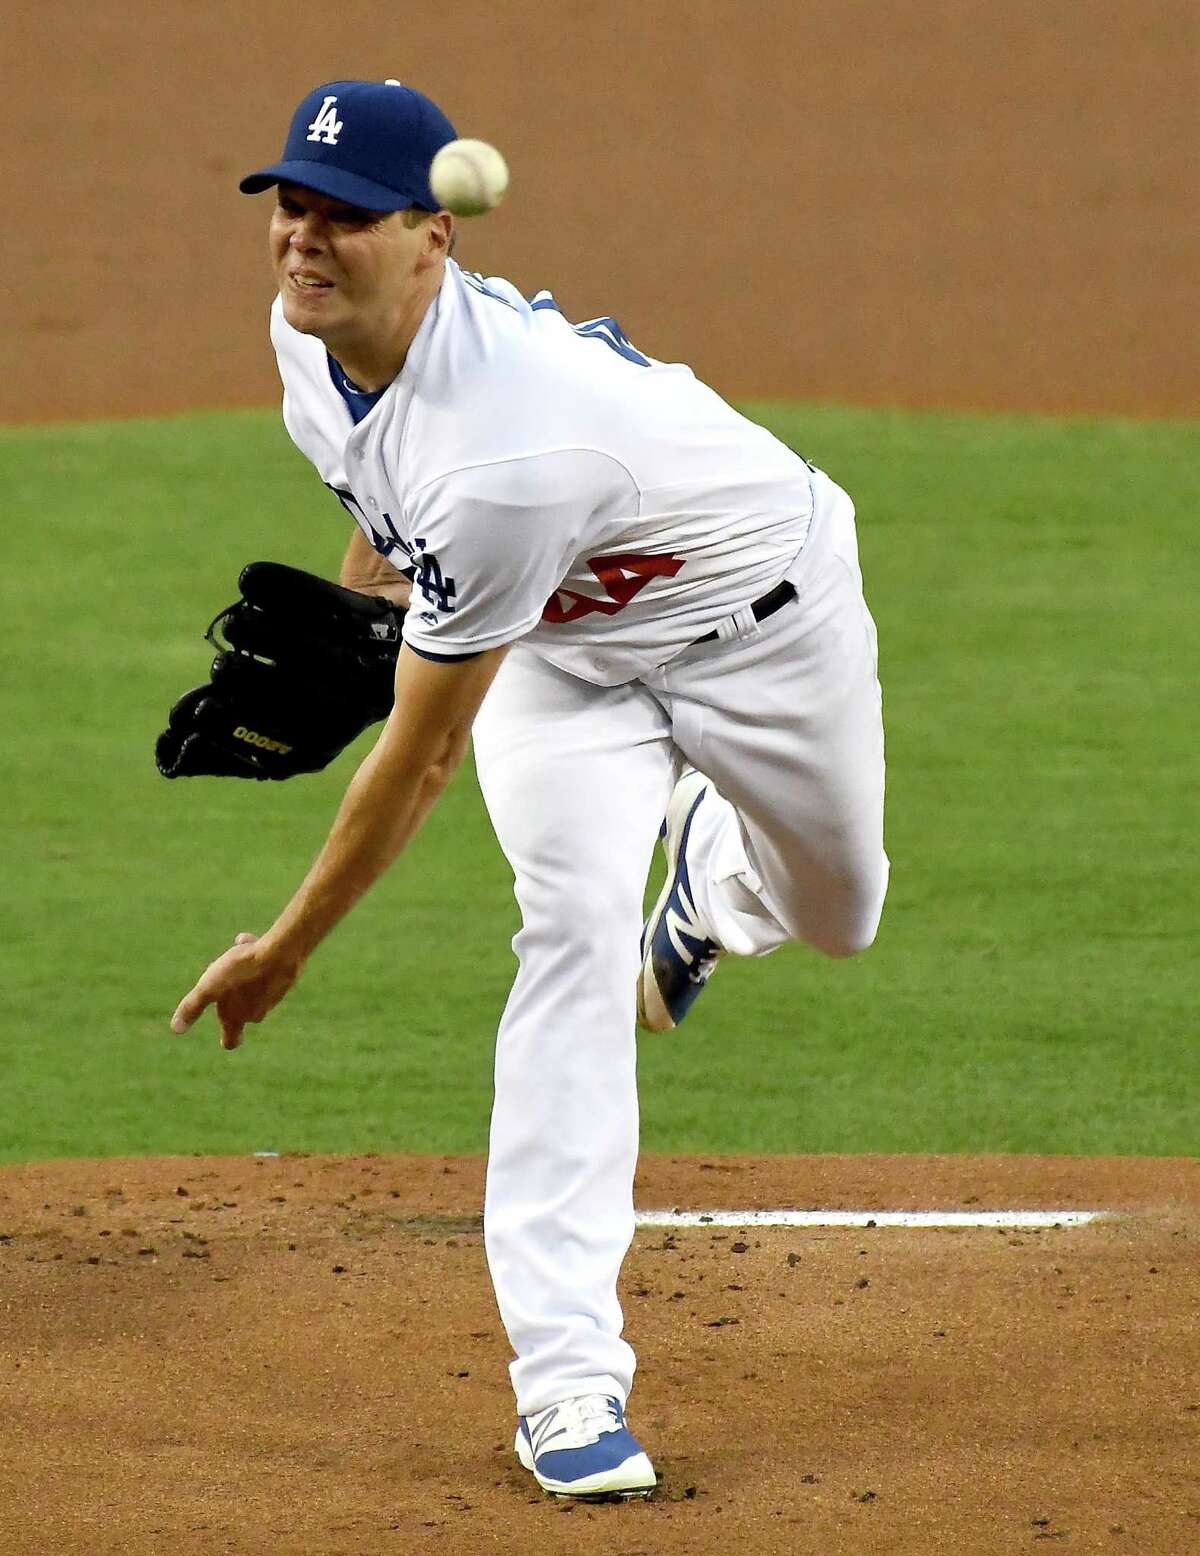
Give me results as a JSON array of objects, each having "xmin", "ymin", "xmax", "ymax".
[{"xmin": 400, "ymin": 449, "xmax": 640, "ymax": 659}]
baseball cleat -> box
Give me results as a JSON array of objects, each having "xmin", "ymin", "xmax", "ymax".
[
  {"xmin": 515, "ymin": 1394, "xmax": 656, "ymax": 1500},
  {"xmin": 637, "ymin": 769, "xmax": 724, "ymax": 1032}
]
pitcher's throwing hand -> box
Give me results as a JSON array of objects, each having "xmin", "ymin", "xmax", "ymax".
[{"xmin": 171, "ymin": 932, "xmax": 299, "ymax": 1050}]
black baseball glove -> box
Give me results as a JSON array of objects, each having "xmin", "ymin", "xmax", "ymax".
[{"xmin": 155, "ymin": 561, "xmax": 404, "ymax": 780}]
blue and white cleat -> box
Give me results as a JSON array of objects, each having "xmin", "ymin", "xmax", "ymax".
[
  {"xmin": 637, "ymin": 770, "xmax": 724, "ymax": 1032},
  {"xmin": 515, "ymin": 1394, "xmax": 657, "ymax": 1499}
]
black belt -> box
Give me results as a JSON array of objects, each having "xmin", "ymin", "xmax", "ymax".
[{"xmin": 691, "ymin": 580, "xmax": 797, "ymax": 645}]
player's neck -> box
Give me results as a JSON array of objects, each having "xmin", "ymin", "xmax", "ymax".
[{"xmin": 321, "ymin": 271, "xmax": 441, "ymax": 393}]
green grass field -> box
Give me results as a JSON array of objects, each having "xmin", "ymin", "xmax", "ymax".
[{"xmin": 3, "ymin": 405, "xmax": 1196, "ymax": 1165}]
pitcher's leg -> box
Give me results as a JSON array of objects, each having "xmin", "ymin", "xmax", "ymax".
[
  {"xmin": 683, "ymin": 706, "xmax": 887, "ymax": 960},
  {"xmin": 472, "ymin": 648, "xmax": 674, "ymax": 1415},
  {"xmin": 665, "ymin": 478, "xmax": 888, "ymax": 961}
]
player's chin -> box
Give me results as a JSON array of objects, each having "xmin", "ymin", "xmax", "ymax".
[{"xmin": 280, "ymin": 282, "xmax": 341, "ymax": 333}]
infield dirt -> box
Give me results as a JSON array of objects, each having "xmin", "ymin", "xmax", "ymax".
[
  {"xmin": 3, "ymin": 1151, "xmax": 1197, "ymax": 1555},
  {"xmin": 10, "ymin": 1, "xmax": 1198, "ymax": 422}
]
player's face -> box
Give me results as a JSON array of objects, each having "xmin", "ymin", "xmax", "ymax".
[{"xmin": 269, "ymin": 183, "xmax": 445, "ymax": 347}]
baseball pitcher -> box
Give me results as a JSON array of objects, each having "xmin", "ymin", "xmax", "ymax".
[{"xmin": 169, "ymin": 79, "xmax": 888, "ymax": 1501}]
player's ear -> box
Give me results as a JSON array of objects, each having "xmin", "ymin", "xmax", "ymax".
[{"xmin": 422, "ymin": 211, "xmax": 454, "ymax": 263}]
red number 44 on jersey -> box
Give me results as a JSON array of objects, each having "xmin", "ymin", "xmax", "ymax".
[{"xmin": 542, "ymin": 552, "xmax": 685, "ymax": 625}]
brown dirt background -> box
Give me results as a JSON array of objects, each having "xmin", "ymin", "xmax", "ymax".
[
  {"xmin": 3, "ymin": 1153, "xmax": 1199, "ymax": 1555},
  {"xmin": 7, "ymin": 0, "xmax": 1198, "ymax": 423}
]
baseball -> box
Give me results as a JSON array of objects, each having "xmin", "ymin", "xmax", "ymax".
[{"xmin": 430, "ymin": 139, "xmax": 509, "ymax": 217}]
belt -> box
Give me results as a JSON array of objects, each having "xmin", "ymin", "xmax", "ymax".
[{"xmin": 691, "ymin": 579, "xmax": 797, "ymax": 646}]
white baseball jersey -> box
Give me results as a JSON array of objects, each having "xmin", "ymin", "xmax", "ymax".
[
  {"xmin": 268, "ymin": 255, "xmax": 888, "ymax": 1424},
  {"xmin": 271, "ymin": 259, "xmax": 815, "ymax": 685}
]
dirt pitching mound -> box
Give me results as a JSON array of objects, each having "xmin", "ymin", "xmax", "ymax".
[{"xmin": 2, "ymin": 1152, "xmax": 1197, "ymax": 1556}]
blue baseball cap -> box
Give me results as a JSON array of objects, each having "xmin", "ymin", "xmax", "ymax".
[{"xmin": 239, "ymin": 79, "xmax": 457, "ymax": 212}]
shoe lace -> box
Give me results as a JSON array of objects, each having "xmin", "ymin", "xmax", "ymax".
[{"xmin": 560, "ymin": 1394, "xmax": 622, "ymax": 1441}]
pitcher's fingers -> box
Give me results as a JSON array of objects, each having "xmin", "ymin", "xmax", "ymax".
[
  {"xmin": 234, "ymin": 932, "xmax": 258, "ymax": 946},
  {"xmin": 220, "ymin": 1016, "xmax": 245, "ymax": 1051},
  {"xmin": 171, "ymin": 983, "xmax": 212, "ymax": 1035}
]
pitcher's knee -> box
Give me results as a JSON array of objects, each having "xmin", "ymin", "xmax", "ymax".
[
  {"xmin": 796, "ymin": 859, "xmax": 888, "ymax": 959},
  {"xmin": 515, "ymin": 877, "xmax": 644, "ymax": 964},
  {"xmin": 806, "ymin": 915, "xmax": 880, "ymax": 959}
]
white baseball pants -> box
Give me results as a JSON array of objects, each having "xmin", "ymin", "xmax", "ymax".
[{"xmin": 471, "ymin": 468, "xmax": 888, "ymax": 1416}]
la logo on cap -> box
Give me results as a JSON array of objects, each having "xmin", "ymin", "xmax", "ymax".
[{"xmin": 306, "ymin": 95, "xmax": 343, "ymax": 146}]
